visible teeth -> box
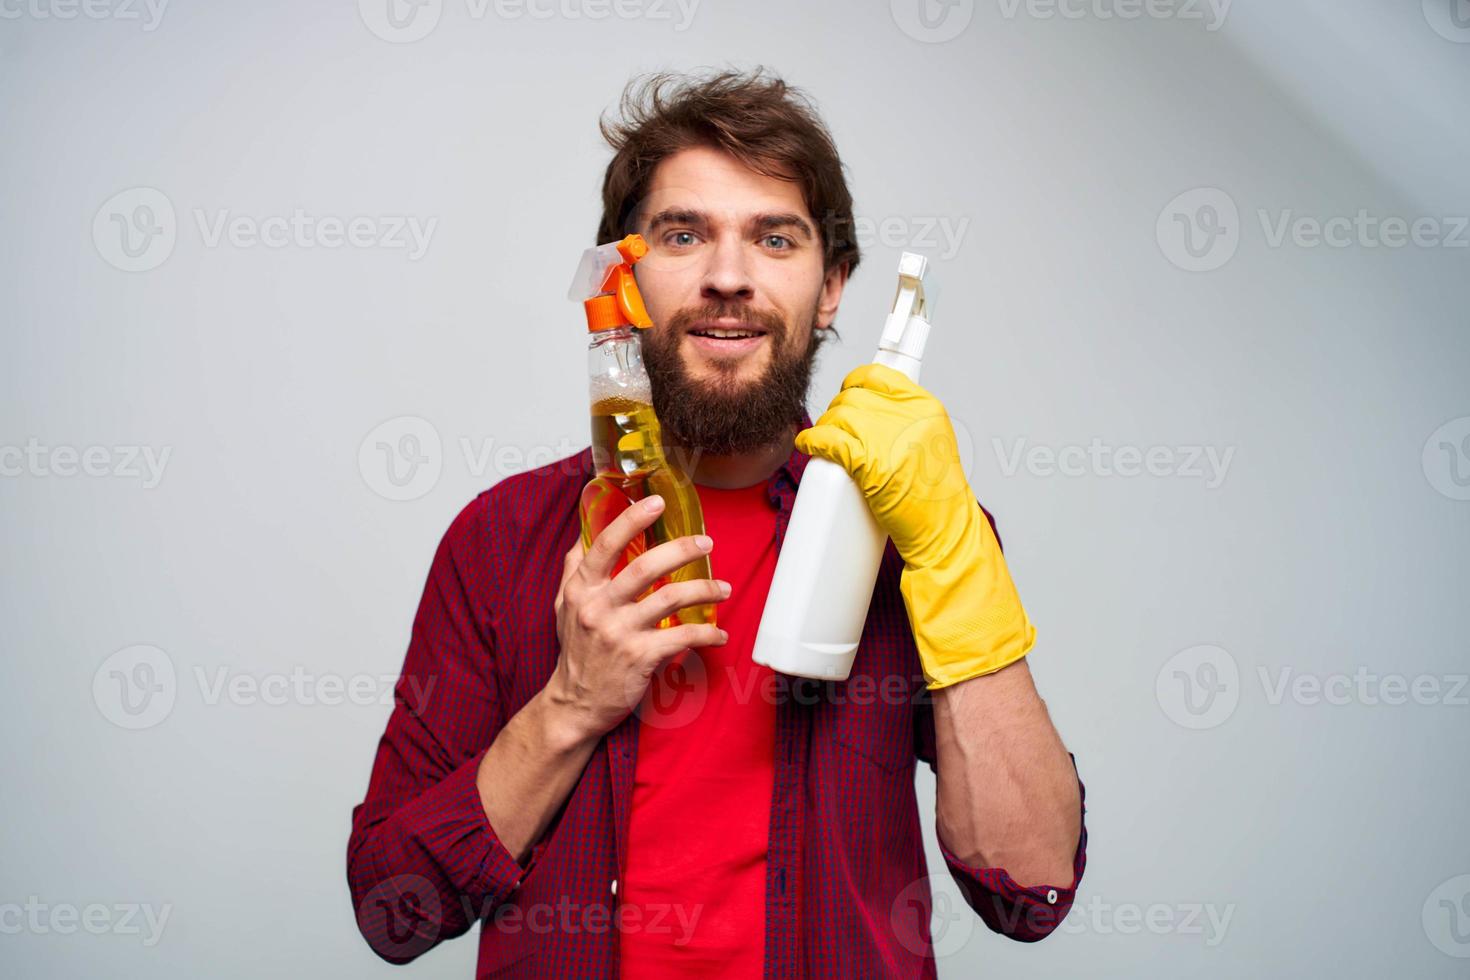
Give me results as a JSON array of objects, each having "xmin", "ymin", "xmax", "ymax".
[{"xmin": 693, "ymin": 328, "xmax": 761, "ymax": 339}]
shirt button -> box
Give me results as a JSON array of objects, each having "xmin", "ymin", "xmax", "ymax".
[
  {"xmin": 610, "ymin": 879, "xmax": 619, "ymax": 896},
  {"xmin": 1046, "ymin": 889, "xmax": 1058, "ymax": 904}
]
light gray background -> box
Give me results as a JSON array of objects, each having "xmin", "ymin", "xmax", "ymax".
[{"xmin": 3, "ymin": 0, "xmax": 1469, "ymax": 976}]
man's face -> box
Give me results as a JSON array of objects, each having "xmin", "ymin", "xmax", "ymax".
[{"xmin": 631, "ymin": 145, "xmax": 847, "ymax": 456}]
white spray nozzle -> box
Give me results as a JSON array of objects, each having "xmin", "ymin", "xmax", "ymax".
[
  {"xmin": 878, "ymin": 251, "xmax": 932, "ymax": 362},
  {"xmin": 567, "ymin": 241, "xmax": 627, "ymax": 302}
]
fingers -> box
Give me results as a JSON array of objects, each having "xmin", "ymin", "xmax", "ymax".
[
  {"xmin": 841, "ymin": 362, "xmax": 926, "ymax": 397},
  {"xmin": 581, "ymin": 494, "xmax": 666, "ymax": 583},
  {"xmin": 795, "ymin": 422, "xmax": 867, "ymax": 478},
  {"xmin": 646, "ymin": 622, "xmax": 729, "ymax": 661},
  {"xmin": 606, "ymin": 533, "xmax": 715, "ymax": 605},
  {"xmin": 630, "ymin": 577, "xmax": 730, "ymax": 629},
  {"xmin": 561, "ymin": 540, "xmax": 584, "ymax": 586}
]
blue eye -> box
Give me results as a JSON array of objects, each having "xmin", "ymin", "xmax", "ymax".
[
  {"xmin": 666, "ymin": 231, "xmax": 697, "ymax": 247},
  {"xmin": 764, "ymin": 235, "xmax": 792, "ymax": 250}
]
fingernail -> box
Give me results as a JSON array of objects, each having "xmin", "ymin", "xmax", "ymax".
[
  {"xmin": 718, "ymin": 580, "xmax": 732, "ymax": 597},
  {"xmin": 695, "ymin": 535, "xmax": 713, "ymax": 551},
  {"xmin": 643, "ymin": 495, "xmax": 664, "ymax": 512}
]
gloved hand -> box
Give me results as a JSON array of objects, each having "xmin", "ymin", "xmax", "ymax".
[{"xmin": 794, "ymin": 363, "xmax": 1035, "ymax": 689}]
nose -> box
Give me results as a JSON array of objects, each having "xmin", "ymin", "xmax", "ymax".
[{"xmin": 699, "ymin": 233, "xmax": 755, "ymax": 304}]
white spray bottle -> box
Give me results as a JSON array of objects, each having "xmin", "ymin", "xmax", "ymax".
[{"xmin": 751, "ymin": 251, "xmax": 933, "ymax": 681}]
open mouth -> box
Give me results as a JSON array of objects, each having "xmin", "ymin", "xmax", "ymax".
[{"xmin": 686, "ymin": 323, "xmax": 769, "ymax": 356}]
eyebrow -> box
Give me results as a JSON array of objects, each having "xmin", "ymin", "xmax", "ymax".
[{"xmin": 645, "ymin": 208, "xmax": 815, "ymax": 241}]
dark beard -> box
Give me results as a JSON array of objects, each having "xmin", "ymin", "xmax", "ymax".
[{"xmin": 639, "ymin": 302, "xmax": 831, "ymax": 457}]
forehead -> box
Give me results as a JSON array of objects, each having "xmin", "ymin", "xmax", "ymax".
[{"xmin": 641, "ymin": 145, "xmax": 811, "ymax": 224}]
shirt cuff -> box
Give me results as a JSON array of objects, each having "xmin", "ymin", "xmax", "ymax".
[
  {"xmin": 937, "ymin": 762, "xmax": 1088, "ymax": 942},
  {"xmin": 387, "ymin": 748, "xmax": 537, "ymax": 903}
]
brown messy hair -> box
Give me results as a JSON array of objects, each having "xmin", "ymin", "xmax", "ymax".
[{"xmin": 595, "ymin": 67, "xmax": 860, "ymax": 280}]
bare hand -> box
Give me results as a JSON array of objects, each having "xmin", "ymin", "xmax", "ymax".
[{"xmin": 547, "ymin": 494, "xmax": 730, "ymax": 741}]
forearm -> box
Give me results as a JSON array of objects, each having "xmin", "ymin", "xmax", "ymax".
[
  {"xmin": 476, "ymin": 681, "xmax": 601, "ymax": 866},
  {"xmin": 932, "ymin": 658, "xmax": 1080, "ymax": 887}
]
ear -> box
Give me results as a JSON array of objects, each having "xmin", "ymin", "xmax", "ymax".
[{"xmin": 815, "ymin": 261, "xmax": 850, "ymax": 330}]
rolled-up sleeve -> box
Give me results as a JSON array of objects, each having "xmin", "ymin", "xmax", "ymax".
[
  {"xmin": 346, "ymin": 494, "xmax": 550, "ymax": 963},
  {"xmin": 933, "ymin": 759, "xmax": 1087, "ymax": 942}
]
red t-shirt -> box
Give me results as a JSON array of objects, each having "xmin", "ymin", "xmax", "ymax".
[{"xmin": 618, "ymin": 481, "xmax": 779, "ymax": 977}]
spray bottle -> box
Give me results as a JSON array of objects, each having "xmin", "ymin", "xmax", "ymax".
[
  {"xmin": 571, "ymin": 233, "xmax": 716, "ymax": 628},
  {"xmin": 751, "ymin": 251, "xmax": 932, "ymax": 680}
]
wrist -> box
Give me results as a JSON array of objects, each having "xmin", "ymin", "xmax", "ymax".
[{"xmin": 533, "ymin": 676, "xmax": 603, "ymax": 754}]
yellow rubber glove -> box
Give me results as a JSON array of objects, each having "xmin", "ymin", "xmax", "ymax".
[{"xmin": 794, "ymin": 363, "xmax": 1035, "ymax": 690}]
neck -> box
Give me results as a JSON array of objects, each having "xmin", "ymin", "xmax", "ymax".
[{"xmin": 663, "ymin": 423, "xmax": 798, "ymax": 490}]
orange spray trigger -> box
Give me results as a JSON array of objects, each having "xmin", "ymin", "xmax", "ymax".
[{"xmin": 572, "ymin": 233, "xmax": 655, "ymax": 332}]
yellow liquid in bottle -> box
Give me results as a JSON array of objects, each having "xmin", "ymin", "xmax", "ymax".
[{"xmin": 580, "ymin": 395, "xmax": 716, "ymax": 629}]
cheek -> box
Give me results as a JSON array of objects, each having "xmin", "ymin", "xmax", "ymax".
[
  {"xmin": 766, "ymin": 271, "xmax": 823, "ymax": 325},
  {"xmin": 637, "ymin": 267, "xmax": 697, "ymax": 320}
]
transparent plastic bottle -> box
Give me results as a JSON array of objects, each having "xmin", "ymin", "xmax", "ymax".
[{"xmin": 572, "ymin": 236, "xmax": 715, "ymax": 628}]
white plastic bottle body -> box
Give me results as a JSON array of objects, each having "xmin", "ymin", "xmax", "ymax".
[{"xmin": 751, "ymin": 348, "xmax": 921, "ymax": 681}]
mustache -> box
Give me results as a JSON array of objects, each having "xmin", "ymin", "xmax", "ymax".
[{"xmin": 666, "ymin": 303, "xmax": 786, "ymax": 339}]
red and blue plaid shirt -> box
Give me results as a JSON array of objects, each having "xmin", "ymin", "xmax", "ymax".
[{"xmin": 348, "ymin": 411, "xmax": 1088, "ymax": 977}]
